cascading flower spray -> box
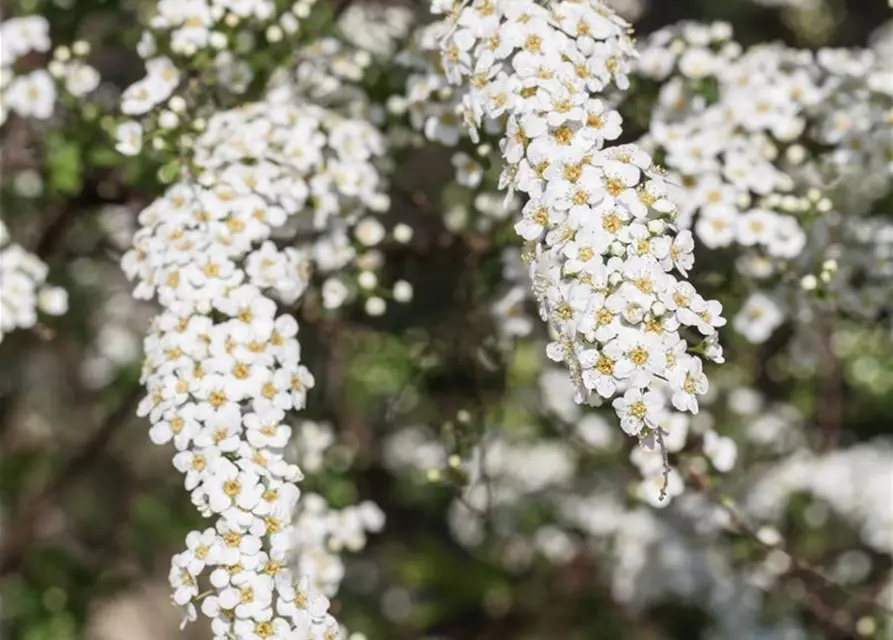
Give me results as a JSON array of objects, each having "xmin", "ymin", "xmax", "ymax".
[
  {"xmin": 436, "ymin": 0, "xmax": 726, "ymax": 484},
  {"xmin": 122, "ymin": 95, "xmax": 387, "ymax": 639}
]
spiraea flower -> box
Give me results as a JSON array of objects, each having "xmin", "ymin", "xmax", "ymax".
[
  {"xmin": 436, "ymin": 0, "xmax": 725, "ymax": 449},
  {"xmin": 122, "ymin": 92, "xmax": 387, "ymax": 638}
]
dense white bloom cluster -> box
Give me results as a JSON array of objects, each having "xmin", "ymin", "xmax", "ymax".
[
  {"xmin": 0, "ymin": 16, "xmax": 54, "ymax": 123},
  {"xmin": 1, "ymin": 15, "xmax": 100, "ymax": 124},
  {"xmin": 747, "ymin": 442, "xmax": 893, "ymax": 554},
  {"xmin": 121, "ymin": 95, "xmax": 386, "ymax": 637},
  {"xmin": 635, "ymin": 22, "xmax": 893, "ymax": 340},
  {"xmin": 436, "ymin": 0, "xmax": 725, "ymax": 447},
  {"xmin": 382, "ymin": 417, "xmax": 799, "ymax": 638},
  {"xmin": 0, "ymin": 220, "xmax": 68, "ymax": 343}
]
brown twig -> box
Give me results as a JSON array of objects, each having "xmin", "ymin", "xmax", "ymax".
[
  {"xmin": 684, "ymin": 466, "xmax": 892, "ymax": 628},
  {"xmin": 0, "ymin": 385, "xmax": 143, "ymax": 577}
]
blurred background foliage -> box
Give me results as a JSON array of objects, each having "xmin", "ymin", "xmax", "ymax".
[{"xmin": 1, "ymin": 0, "xmax": 892, "ymax": 639}]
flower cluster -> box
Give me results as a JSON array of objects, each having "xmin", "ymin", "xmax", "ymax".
[
  {"xmin": 437, "ymin": 0, "xmax": 725, "ymax": 444},
  {"xmin": 1, "ymin": 16, "xmax": 54, "ymax": 122},
  {"xmin": 122, "ymin": 95, "xmax": 386, "ymax": 638},
  {"xmin": 1, "ymin": 15, "xmax": 101, "ymax": 124},
  {"xmin": 0, "ymin": 220, "xmax": 68, "ymax": 343},
  {"xmin": 115, "ymin": 0, "xmax": 328, "ymax": 159},
  {"xmin": 634, "ymin": 23, "xmax": 893, "ymax": 341}
]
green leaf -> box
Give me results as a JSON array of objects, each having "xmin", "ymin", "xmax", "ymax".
[{"xmin": 45, "ymin": 133, "xmax": 83, "ymax": 196}]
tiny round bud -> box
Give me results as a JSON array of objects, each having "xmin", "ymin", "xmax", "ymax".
[
  {"xmin": 785, "ymin": 144, "xmax": 806, "ymax": 165},
  {"xmin": 72, "ymin": 40, "xmax": 90, "ymax": 56},
  {"xmin": 168, "ymin": 96, "xmax": 187, "ymax": 113},
  {"xmin": 393, "ymin": 223, "xmax": 413, "ymax": 243},
  {"xmin": 225, "ymin": 13, "xmax": 240, "ymax": 27},
  {"xmin": 209, "ymin": 32, "xmax": 228, "ymax": 50},
  {"xmin": 48, "ymin": 60, "xmax": 66, "ymax": 78},
  {"xmin": 651, "ymin": 302, "xmax": 667, "ymax": 317},
  {"xmin": 448, "ymin": 454, "xmax": 462, "ymax": 468},
  {"xmin": 386, "ymin": 95, "xmax": 408, "ymax": 115},
  {"xmin": 54, "ymin": 46, "xmax": 71, "ymax": 61},
  {"xmin": 280, "ymin": 13, "xmax": 300, "ymax": 34},
  {"xmin": 365, "ymin": 296, "xmax": 386, "ymax": 317},
  {"xmin": 357, "ymin": 271, "xmax": 377, "ymax": 290},
  {"xmin": 266, "ymin": 25, "xmax": 284, "ymax": 43},
  {"xmin": 647, "ymin": 219, "xmax": 666, "ymax": 235},
  {"xmin": 158, "ymin": 110, "xmax": 179, "ymax": 129},
  {"xmin": 355, "ymin": 51, "xmax": 371, "ymax": 67},
  {"xmin": 800, "ymin": 274, "xmax": 818, "ymax": 291},
  {"xmin": 756, "ymin": 525, "xmax": 782, "ymax": 547},
  {"xmin": 355, "ymin": 218, "xmax": 386, "ymax": 247},
  {"xmin": 609, "ymin": 241, "xmax": 626, "ymax": 257},
  {"xmin": 393, "ymin": 280, "xmax": 413, "ymax": 303},
  {"xmin": 426, "ymin": 468, "xmax": 441, "ymax": 482}
]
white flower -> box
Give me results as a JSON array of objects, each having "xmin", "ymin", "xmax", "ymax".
[
  {"xmin": 703, "ymin": 430, "xmax": 737, "ymax": 472},
  {"xmin": 669, "ymin": 356, "xmax": 709, "ymax": 414},
  {"xmin": 612, "ymin": 388, "xmax": 664, "ymax": 436},
  {"xmin": 115, "ymin": 121, "xmax": 144, "ymax": 156},
  {"xmin": 37, "ymin": 286, "xmax": 68, "ymax": 315},
  {"xmin": 733, "ymin": 292, "xmax": 784, "ymax": 343},
  {"xmin": 5, "ymin": 70, "xmax": 56, "ymax": 119}
]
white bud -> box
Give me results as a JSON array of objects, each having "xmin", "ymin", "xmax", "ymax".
[
  {"xmin": 54, "ymin": 46, "xmax": 71, "ymax": 61},
  {"xmin": 786, "ymin": 145, "xmax": 806, "ymax": 165},
  {"xmin": 225, "ymin": 13, "xmax": 240, "ymax": 27},
  {"xmin": 357, "ymin": 271, "xmax": 377, "ymax": 290},
  {"xmin": 756, "ymin": 526, "xmax": 782, "ymax": 547},
  {"xmin": 647, "ymin": 219, "xmax": 666, "ymax": 235},
  {"xmin": 38, "ymin": 286, "xmax": 68, "ymax": 315},
  {"xmin": 355, "ymin": 51, "xmax": 371, "ymax": 67},
  {"xmin": 609, "ymin": 241, "xmax": 626, "ymax": 257},
  {"xmin": 365, "ymin": 296, "xmax": 386, "ymax": 317},
  {"xmin": 393, "ymin": 280, "xmax": 413, "ymax": 303},
  {"xmin": 393, "ymin": 223, "xmax": 413, "ymax": 243},
  {"xmin": 168, "ymin": 96, "xmax": 187, "ymax": 113},
  {"xmin": 386, "ymin": 96, "xmax": 408, "ymax": 115},
  {"xmin": 72, "ymin": 40, "xmax": 90, "ymax": 56},
  {"xmin": 266, "ymin": 25, "xmax": 284, "ymax": 43},
  {"xmin": 158, "ymin": 110, "xmax": 179, "ymax": 129},
  {"xmin": 280, "ymin": 13, "xmax": 300, "ymax": 34},
  {"xmin": 209, "ymin": 32, "xmax": 228, "ymax": 50},
  {"xmin": 355, "ymin": 218, "xmax": 386, "ymax": 247},
  {"xmin": 800, "ymin": 274, "xmax": 818, "ymax": 291},
  {"xmin": 322, "ymin": 278, "xmax": 350, "ymax": 309},
  {"xmin": 651, "ymin": 302, "xmax": 667, "ymax": 317},
  {"xmin": 48, "ymin": 60, "xmax": 66, "ymax": 78},
  {"xmin": 608, "ymin": 271, "xmax": 623, "ymax": 286},
  {"xmin": 152, "ymin": 136, "xmax": 167, "ymax": 150}
]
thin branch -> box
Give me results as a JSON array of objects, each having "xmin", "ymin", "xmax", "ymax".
[{"xmin": 684, "ymin": 466, "xmax": 893, "ymax": 621}]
